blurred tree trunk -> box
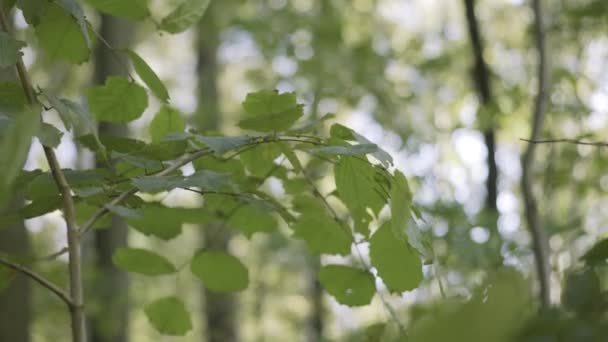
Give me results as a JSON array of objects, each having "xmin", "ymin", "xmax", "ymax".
[
  {"xmin": 0, "ymin": 11, "xmax": 31, "ymax": 342},
  {"xmin": 196, "ymin": 9, "xmax": 238, "ymax": 342},
  {"xmin": 463, "ymin": 0, "xmax": 498, "ymax": 213},
  {"xmin": 88, "ymin": 14, "xmax": 134, "ymax": 342},
  {"xmin": 0, "ymin": 199, "xmax": 31, "ymax": 342}
]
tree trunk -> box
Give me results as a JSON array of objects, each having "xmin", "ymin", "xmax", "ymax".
[
  {"xmin": 88, "ymin": 14, "xmax": 133, "ymax": 342},
  {"xmin": 196, "ymin": 10, "xmax": 238, "ymax": 342},
  {"xmin": 0, "ymin": 198, "xmax": 31, "ymax": 342}
]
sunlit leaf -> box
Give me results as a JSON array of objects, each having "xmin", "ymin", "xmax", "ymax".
[
  {"xmin": 318, "ymin": 265, "xmax": 375, "ymax": 306},
  {"xmin": 191, "ymin": 251, "xmax": 249, "ymax": 292},
  {"xmin": 159, "ymin": 0, "xmax": 211, "ymax": 34},
  {"xmin": 56, "ymin": 0, "xmax": 91, "ymax": 47},
  {"xmin": 112, "ymin": 247, "xmax": 176, "ymax": 276},
  {"xmin": 144, "ymin": 296, "xmax": 192, "ymax": 336},
  {"xmin": 391, "ymin": 170, "xmax": 412, "ymax": 240},
  {"xmin": 291, "ymin": 213, "xmax": 351, "ymax": 255},
  {"xmin": 370, "ymin": 222, "xmax": 422, "ymax": 293},
  {"xmin": 87, "ymin": 76, "xmax": 148, "ymax": 123},
  {"xmin": 334, "ymin": 156, "xmax": 386, "ymax": 235}
]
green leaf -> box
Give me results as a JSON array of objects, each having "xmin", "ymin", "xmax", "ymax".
[
  {"xmin": 0, "ymin": 266, "xmax": 14, "ymax": 293},
  {"xmin": 239, "ymin": 142, "xmax": 282, "ymax": 177},
  {"xmin": 125, "ymin": 49, "xmax": 170, "ymax": 102},
  {"xmin": 160, "ymin": 0, "xmax": 211, "ymax": 34},
  {"xmin": 16, "ymin": 0, "xmax": 47, "ymax": 25},
  {"xmin": 238, "ymin": 90, "xmax": 303, "ymax": 132},
  {"xmin": 37, "ymin": 122, "xmax": 63, "ymax": 148},
  {"xmin": 194, "ymin": 135, "xmax": 251, "ymax": 155},
  {"xmin": 330, "ymin": 124, "xmax": 393, "ymax": 166},
  {"xmin": 41, "ymin": 92, "xmax": 98, "ymax": 136},
  {"xmin": 191, "ymin": 251, "xmax": 249, "ymax": 292},
  {"xmin": 112, "ymin": 247, "xmax": 176, "ymax": 276},
  {"xmin": 582, "ymin": 238, "xmax": 608, "ymax": 266},
  {"xmin": 562, "ymin": 268, "xmax": 602, "ymax": 315},
  {"xmin": 85, "ymin": 0, "xmax": 149, "ymax": 20},
  {"xmin": 228, "ymin": 205, "xmax": 277, "ymax": 238},
  {"xmin": 144, "ymin": 296, "xmax": 192, "ymax": 336},
  {"xmin": 370, "ymin": 222, "xmax": 422, "ymax": 293},
  {"xmin": 312, "ymin": 143, "xmax": 378, "ymax": 156},
  {"xmin": 20, "ymin": 195, "xmax": 62, "ymax": 218},
  {"xmin": 292, "ymin": 213, "xmax": 351, "ymax": 255},
  {"xmin": 391, "ymin": 170, "xmax": 412, "ymax": 241},
  {"xmin": 127, "ymin": 205, "xmax": 183, "ymax": 240},
  {"xmin": 105, "ymin": 204, "xmax": 142, "ymax": 219},
  {"xmin": 0, "ymin": 107, "xmax": 40, "ymax": 206},
  {"xmin": 132, "ymin": 170, "xmax": 231, "ymax": 193},
  {"xmin": 318, "ymin": 265, "xmax": 375, "ymax": 306},
  {"xmin": 34, "ymin": 3, "xmax": 90, "ymax": 64},
  {"xmin": 0, "ymin": 32, "xmax": 25, "ymax": 67},
  {"xmin": 56, "ymin": 0, "xmax": 91, "ymax": 48},
  {"xmin": 87, "ymin": 76, "xmax": 148, "ymax": 123},
  {"xmin": 334, "ymin": 156, "xmax": 386, "ymax": 235},
  {"xmin": 149, "ymin": 106, "xmax": 184, "ymax": 143},
  {"xmin": 0, "ymin": 82, "xmax": 26, "ymax": 111}
]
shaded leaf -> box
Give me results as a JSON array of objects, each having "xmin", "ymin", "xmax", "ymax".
[
  {"xmin": 85, "ymin": 0, "xmax": 149, "ymax": 20},
  {"xmin": 0, "ymin": 107, "xmax": 40, "ymax": 206},
  {"xmin": 149, "ymin": 106, "xmax": 184, "ymax": 143},
  {"xmin": 56, "ymin": 0, "xmax": 91, "ymax": 47},
  {"xmin": 228, "ymin": 205, "xmax": 277, "ymax": 238},
  {"xmin": 125, "ymin": 49, "xmax": 170, "ymax": 102},
  {"xmin": 238, "ymin": 90, "xmax": 303, "ymax": 132},
  {"xmin": 0, "ymin": 32, "xmax": 25, "ymax": 67},
  {"xmin": 144, "ymin": 296, "xmax": 192, "ymax": 336},
  {"xmin": 37, "ymin": 122, "xmax": 63, "ymax": 147},
  {"xmin": 191, "ymin": 251, "xmax": 249, "ymax": 292},
  {"xmin": 318, "ymin": 265, "xmax": 375, "ymax": 306},
  {"xmin": 312, "ymin": 143, "xmax": 378, "ymax": 156},
  {"xmin": 582, "ymin": 238, "xmax": 608, "ymax": 266},
  {"xmin": 159, "ymin": 0, "xmax": 211, "ymax": 34},
  {"xmin": 16, "ymin": 0, "xmax": 47, "ymax": 25},
  {"xmin": 132, "ymin": 170, "xmax": 231, "ymax": 193},
  {"xmin": 391, "ymin": 170, "xmax": 412, "ymax": 241},
  {"xmin": 194, "ymin": 135, "xmax": 251, "ymax": 155},
  {"xmin": 112, "ymin": 247, "xmax": 176, "ymax": 276},
  {"xmin": 35, "ymin": 3, "xmax": 89, "ymax": 63},
  {"xmin": 87, "ymin": 76, "xmax": 148, "ymax": 123},
  {"xmin": 0, "ymin": 82, "xmax": 26, "ymax": 111}
]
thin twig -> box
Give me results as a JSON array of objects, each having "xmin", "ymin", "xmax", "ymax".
[
  {"xmin": 520, "ymin": 138, "xmax": 608, "ymax": 147},
  {"xmin": 0, "ymin": 256, "xmax": 74, "ymax": 307},
  {"xmin": 521, "ymin": 0, "xmax": 551, "ymax": 308},
  {"xmin": 80, "ymin": 148, "xmax": 213, "ymax": 235}
]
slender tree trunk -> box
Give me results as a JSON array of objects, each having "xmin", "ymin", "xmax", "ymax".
[
  {"xmin": 196, "ymin": 9, "xmax": 238, "ymax": 342},
  {"xmin": 0, "ymin": 12, "xmax": 31, "ymax": 341},
  {"xmin": 0, "ymin": 200, "xmax": 31, "ymax": 342},
  {"xmin": 463, "ymin": 0, "xmax": 498, "ymax": 213},
  {"xmin": 88, "ymin": 14, "xmax": 133, "ymax": 342},
  {"xmin": 305, "ymin": 257, "xmax": 323, "ymax": 342}
]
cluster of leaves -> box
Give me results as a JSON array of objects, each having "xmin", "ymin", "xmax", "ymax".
[{"xmin": 0, "ymin": 2, "xmax": 424, "ymax": 334}]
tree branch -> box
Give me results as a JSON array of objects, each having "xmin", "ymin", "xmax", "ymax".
[
  {"xmin": 0, "ymin": 256, "xmax": 73, "ymax": 308},
  {"xmin": 0, "ymin": 6, "xmax": 86, "ymax": 341},
  {"xmin": 521, "ymin": 138, "xmax": 608, "ymax": 147},
  {"xmin": 521, "ymin": 0, "xmax": 551, "ymax": 308}
]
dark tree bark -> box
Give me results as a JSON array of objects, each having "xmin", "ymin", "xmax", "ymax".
[
  {"xmin": 0, "ymin": 199, "xmax": 31, "ymax": 342},
  {"xmin": 463, "ymin": 0, "xmax": 498, "ymax": 212},
  {"xmin": 196, "ymin": 8, "xmax": 238, "ymax": 342},
  {"xmin": 88, "ymin": 14, "xmax": 134, "ymax": 342}
]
